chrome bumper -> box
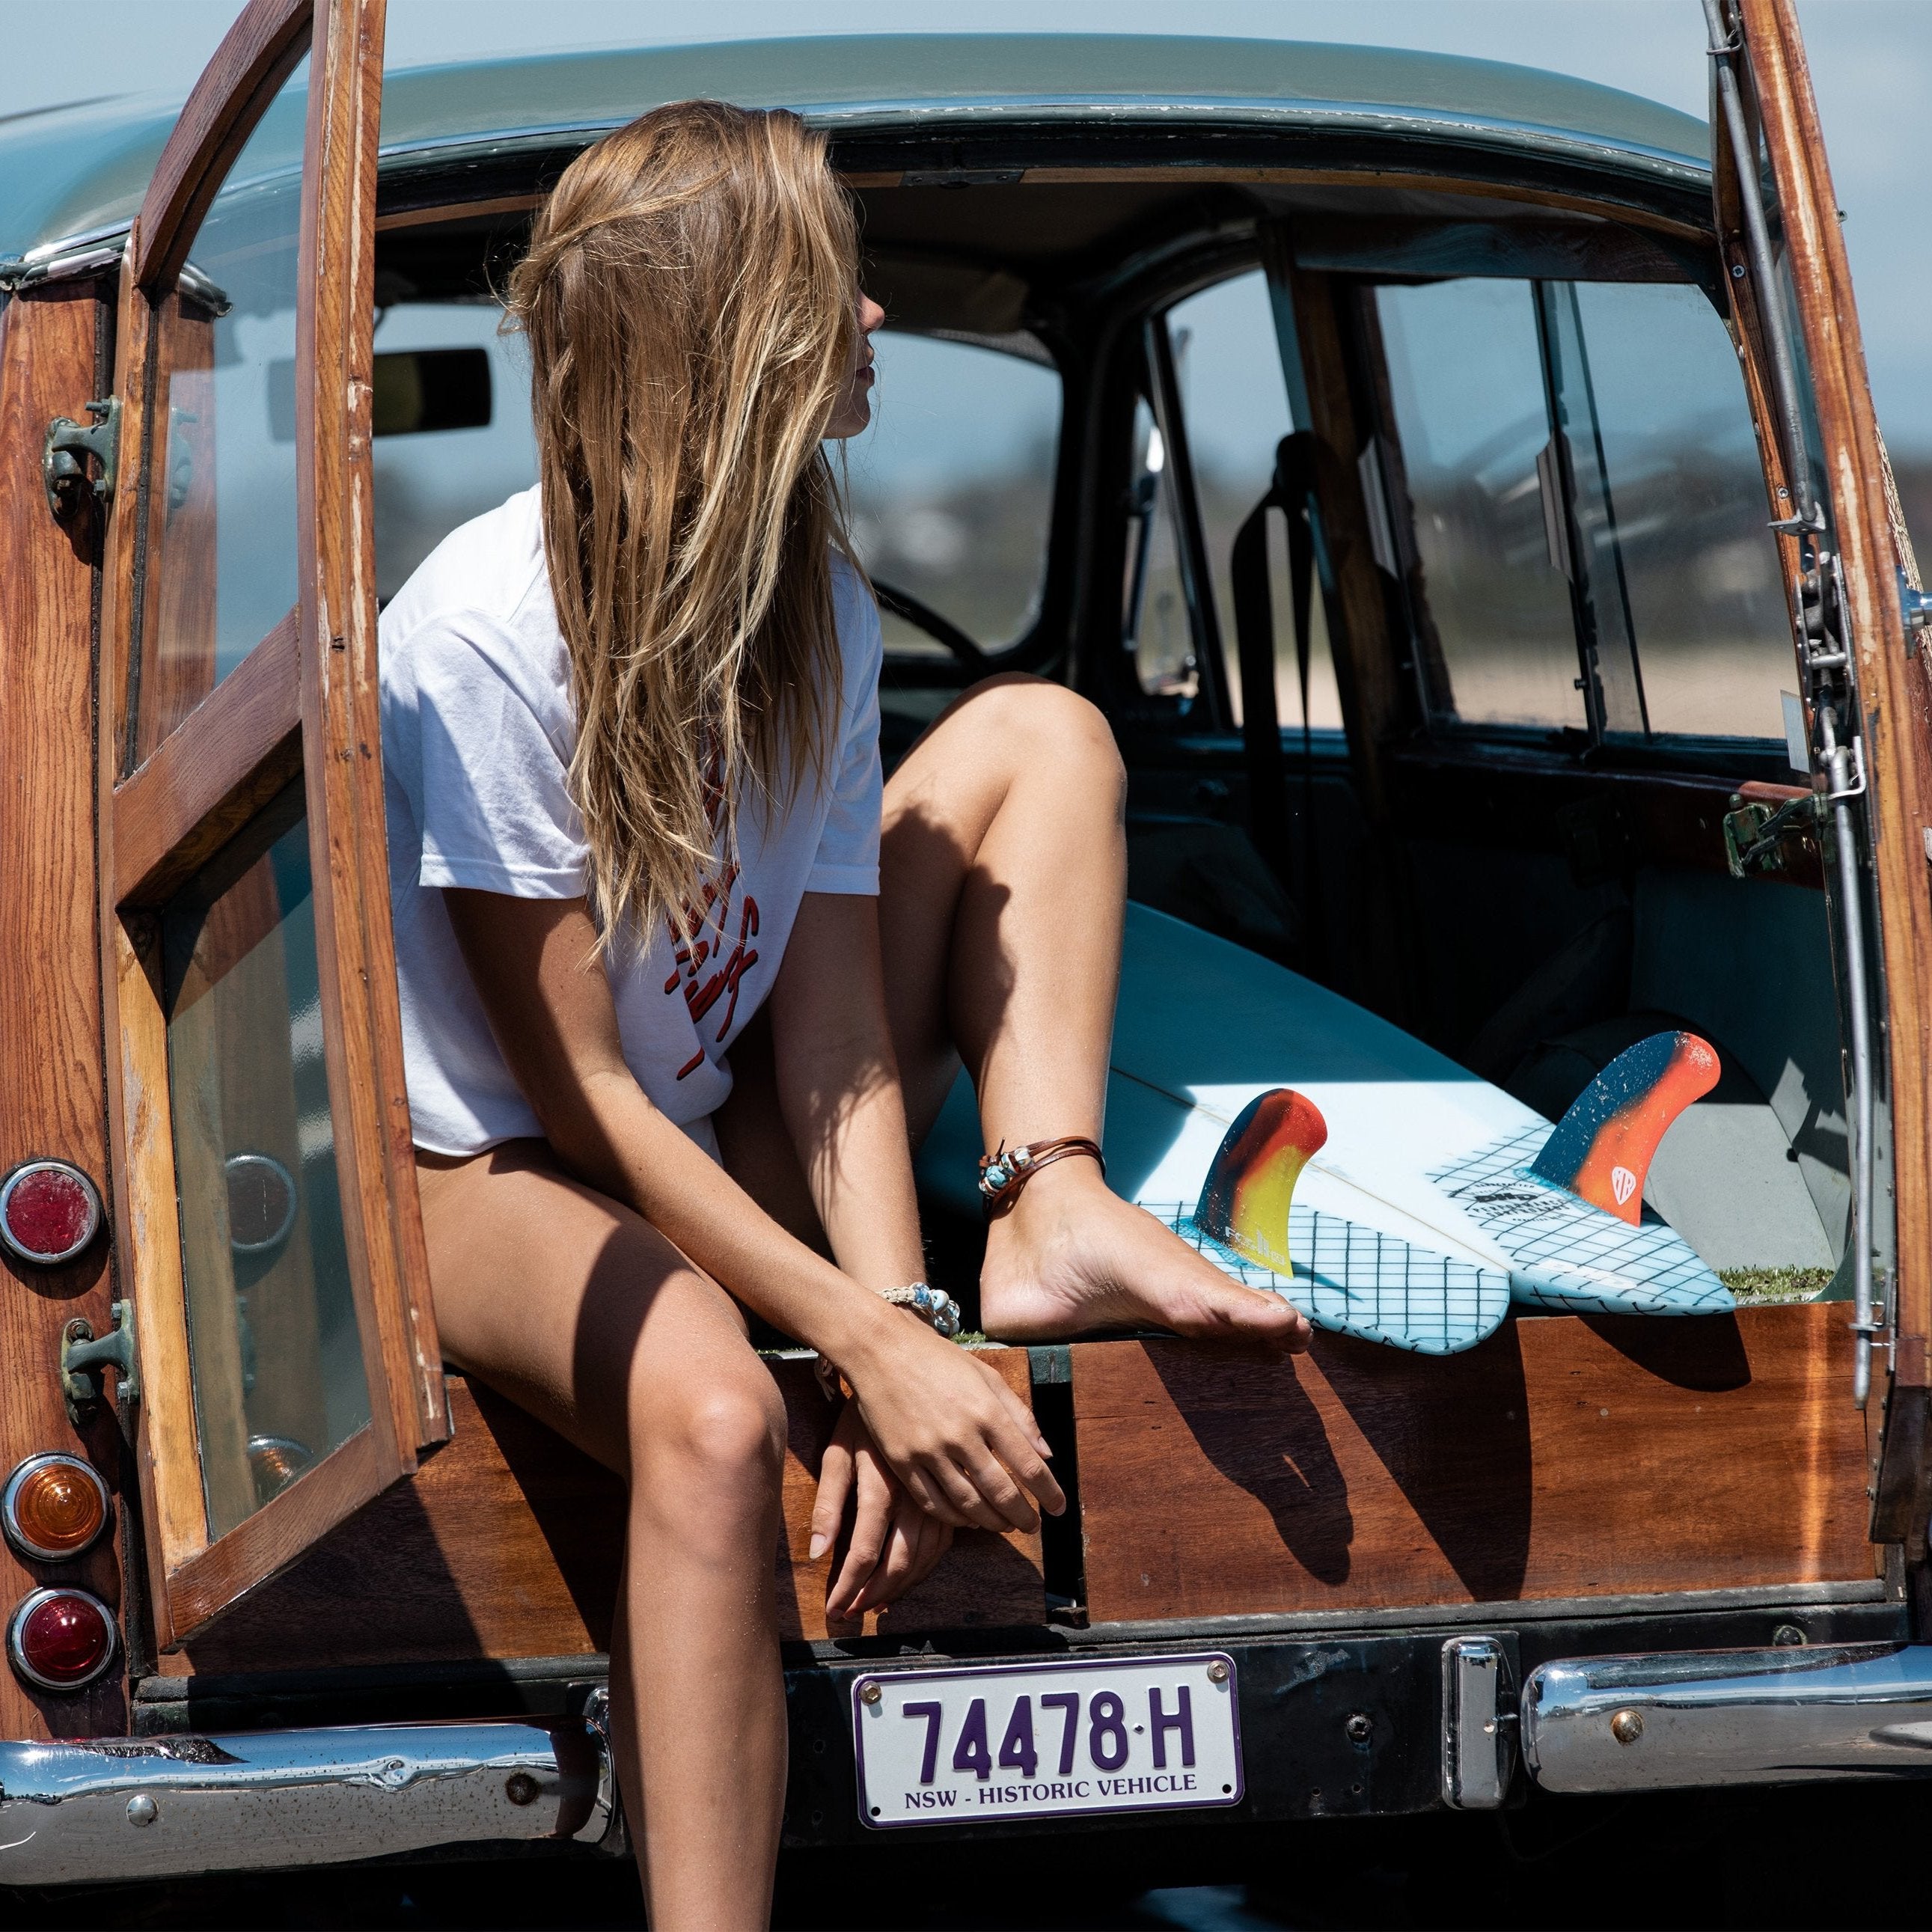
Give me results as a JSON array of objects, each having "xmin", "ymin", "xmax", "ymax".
[
  {"xmin": 0, "ymin": 1708, "xmax": 614, "ymax": 1886},
  {"xmin": 1524, "ymin": 1643, "xmax": 1932, "ymax": 1792}
]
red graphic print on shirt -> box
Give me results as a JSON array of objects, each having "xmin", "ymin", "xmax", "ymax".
[{"xmin": 664, "ymin": 747, "xmax": 760, "ymax": 1080}]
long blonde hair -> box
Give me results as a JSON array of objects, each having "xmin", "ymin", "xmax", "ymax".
[{"xmin": 507, "ymin": 100, "xmax": 858, "ymax": 951}]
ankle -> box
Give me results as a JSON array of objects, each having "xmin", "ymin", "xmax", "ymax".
[{"xmin": 987, "ymin": 1148, "xmax": 1109, "ymax": 1237}]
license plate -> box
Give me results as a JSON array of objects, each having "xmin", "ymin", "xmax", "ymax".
[{"xmin": 852, "ymin": 1651, "xmax": 1243, "ymax": 1829}]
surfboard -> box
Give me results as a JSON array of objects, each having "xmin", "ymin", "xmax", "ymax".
[{"xmin": 914, "ymin": 902, "xmax": 1732, "ymax": 1352}]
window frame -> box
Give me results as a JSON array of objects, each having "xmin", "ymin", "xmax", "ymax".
[{"xmin": 96, "ymin": 0, "xmax": 447, "ymax": 1649}]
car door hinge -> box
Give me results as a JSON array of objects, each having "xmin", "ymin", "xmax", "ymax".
[
  {"xmin": 1900, "ymin": 566, "xmax": 1932, "ymax": 657},
  {"xmin": 61, "ymin": 1299, "xmax": 137, "ymax": 1425},
  {"xmin": 42, "ymin": 396, "xmax": 119, "ymax": 522}
]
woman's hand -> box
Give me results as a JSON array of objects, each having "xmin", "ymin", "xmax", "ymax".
[
  {"xmin": 841, "ymin": 1318, "xmax": 1066, "ymax": 1535},
  {"xmin": 810, "ymin": 1404, "xmax": 954, "ymax": 1621}
]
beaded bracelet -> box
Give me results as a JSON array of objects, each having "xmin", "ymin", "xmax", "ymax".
[
  {"xmin": 878, "ymin": 1280, "xmax": 963, "ymax": 1339},
  {"xmin": 815, "ymin": 1280, "xmax": 965, "ymax": 1400}
]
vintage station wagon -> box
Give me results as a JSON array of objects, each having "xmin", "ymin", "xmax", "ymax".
[{"xmin": 3, "ymin": 0, "xmax": 1932, "ymax": 1906}]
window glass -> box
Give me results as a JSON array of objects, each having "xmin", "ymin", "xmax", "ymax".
[
  {"xmin": 163, "ymin": 797, "xmax": 371, "ymax": 1541},
  {"xmin": 1166, "ymin": 272, "xmax": 1340, "ymax": 730},
  {"xmin": 1377, "ymin": 278, "xmax": 1585, "ymax": 731},
  {"xmin": 135, "ymin": 55, "xmax": 311, "ymax": 766},
  {"xmin": 1558, "ymin": 281, "xmax": 1791, "ymax": 739},
  {"xmin": 844, "ymin": 330, "xmax": 1060, "ymax": 655},
  {"xmin": 370, "ymin": 302, "xmax": 538, "ymax": 604},
  {"xmin": 1123, "ymin": 395, "xmax": 1197, "ymax": 701}
]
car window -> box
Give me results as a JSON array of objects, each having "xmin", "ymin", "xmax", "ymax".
[
  {"xmin": 1164, "ymin": 269, "xmax": 1341, "ymax": 730},
  {"xmin": 843, "ymin": 329, "xmax": 1060, "ymax": 656},
  {"xmin": 1377, "ymin": 275, "xmax": 1791, "ymax": 744},
  {"xmin": 368, "ymin": 302, "xmax": 537, "ymax": 604},
  {"xmin": 1376, "ymin": 278, "xmax": 1586, "ymax": 733},
  {"xmin": 1556, "ymin": 281, "xmax": 1791, "ymax": 740},
  {"xmin": 135, "ymin": 53, "xmax": 310, "ymax": 765}
]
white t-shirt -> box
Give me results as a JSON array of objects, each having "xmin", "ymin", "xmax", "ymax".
[{"xmin": 379, "ymin": 485, "xmax": 884, "ymax": 1158}]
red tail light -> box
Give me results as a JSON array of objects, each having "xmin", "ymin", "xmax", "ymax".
[
  {"xmin": 0, "ymin": 1162, "xmax": 103, "ymax": 1266},
  {"xmin": 7, "ymin": 1587, "xmax": 117, "ymax": 1692},
  {"xmin": 2, "ymin": 1454, "xmax": 108, "ymax": 1560}
]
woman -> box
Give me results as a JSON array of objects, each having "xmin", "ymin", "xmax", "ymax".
[{"xmin": 382, "ymin": 100, "xmax": 1306, "ymax": 1929}]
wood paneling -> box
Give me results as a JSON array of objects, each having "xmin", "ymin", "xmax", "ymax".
[
  {"xmin": 0, "ymin": 287, "xmax": 126, "ymax": 1743},
  {"xmin": 1074, "ymin": 1306, "xmax": 1871, "ymax": 1625},
  {"xmin": 296, "ymin": 0, "xmax": 447, "ymax": 1480},
  {"xmin": 113, "ymin": 611, "xmax": 302, "ymax": 907},
  {"xmin": 180, "ymin": 1360, "xmax": 1045, "ymax": 1674},
  {"xmin": 132, "ymin": 0, "xmax": 311, "ymax": 295},
  {"xmin": 106, "ymin": 0, "xmax": 447, "ymax": 1651},
  {"xmin": 1734, "ymin": 0, "xmax": 1932, "ymax": 1538}
]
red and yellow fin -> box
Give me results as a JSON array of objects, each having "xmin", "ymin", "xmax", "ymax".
[
  {"xmin": 1194, "ymin": 1088, "xmax": 1328, "ymax": 1274},
  {"xmin": 1528, "ymin": 1031, "xmax": 1719, "ymax": 1224}
]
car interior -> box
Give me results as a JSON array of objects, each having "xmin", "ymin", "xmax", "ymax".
[{"xmin": 361, "ymin": 165, "xmax": 1849, "ymax": 1309}]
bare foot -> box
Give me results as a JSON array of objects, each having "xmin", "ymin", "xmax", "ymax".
[{"xmin": 979, "ymin": 1158, "xmax": 1311, "ymax": 1354}]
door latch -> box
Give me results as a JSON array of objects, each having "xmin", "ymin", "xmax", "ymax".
[
  {"xmin": 42, "ymin": 396, "xmax": 120, "ymax": 522},
  {"xmin": 61, "ymin": 1299, "xmax": 137, "ymax": 1425},
  {"xmin": 1723, "ymin": 790, "xmax": 1821, "ymax": 879}
]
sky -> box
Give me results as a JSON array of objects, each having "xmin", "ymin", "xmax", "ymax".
[{"xmin": 5, "ymin": 0, "xmax": 1928, "ymax": 451}]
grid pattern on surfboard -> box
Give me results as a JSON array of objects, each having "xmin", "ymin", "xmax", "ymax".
[
  {"xmin": 1144, "ymin": 1203, "xmax": 1510, "ymax": 1355},
  {"xmin": 1425, "ymin": 1127, "xmax": 1732, "ymax": 1315}
]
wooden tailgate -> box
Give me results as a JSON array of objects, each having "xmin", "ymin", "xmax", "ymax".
[
  {"xmin": 180, "ymin": 1351, "xmax": 1044, "ymax": 1674},
  {"xmin": 1072, "ymin": 1304, "xmax": 1871, "ymax": 1624}
]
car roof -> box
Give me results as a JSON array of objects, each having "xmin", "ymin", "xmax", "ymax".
[{"xmin": 0, "ymin": 34, "xmax": 1709, "ymax": 267}]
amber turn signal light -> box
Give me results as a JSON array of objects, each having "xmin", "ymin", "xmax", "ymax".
[
  {"xmin": 7, "ymin": 1586, "xmax": 117, "ymax": 1692},
  {"xmin": 2, "ymin": 1454, "xmax": 109, "ymax": 1561}
]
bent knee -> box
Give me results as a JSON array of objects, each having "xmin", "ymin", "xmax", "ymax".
[
  {"xmin": 638, "ymin": 1364, "xmax": 786, "ymax": 1497},
  {"xmin": 955, "ymin": 675, "xmax": 1125, "ymax": 797}
]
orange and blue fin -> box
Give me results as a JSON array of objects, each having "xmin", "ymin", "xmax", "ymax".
[
  {"xmin": 1528, "ymin": 1031, "xmax": 1719, "ymax": 1224},
  {"xmin": 1194, "ymin": 1087, "xmax": 1327, "ymax": 1271}
]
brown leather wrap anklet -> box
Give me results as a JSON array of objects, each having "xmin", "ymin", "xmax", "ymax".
[{"xmin": 978, "ymin": 1136, "xmax": 1105, "ymax": 1219}]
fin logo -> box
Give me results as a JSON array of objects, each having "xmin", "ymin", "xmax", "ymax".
[{"xmin": 1611, "ymin": 1165, "xmax": 1637, "ymax": 1208}]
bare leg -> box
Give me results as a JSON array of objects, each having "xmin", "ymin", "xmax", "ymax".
[
  {"xmin": 415, "ymin": 1143, "xmax": 788, "ymax": 1932},
  {"xmin": 879, "ymin": 676, "xmax": 1308, "ymax": 1351}
]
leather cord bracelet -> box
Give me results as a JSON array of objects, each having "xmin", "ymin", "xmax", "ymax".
[{"xmin": 978, "ymin": 1136, "xmax": 1105, "ymax": 1220}]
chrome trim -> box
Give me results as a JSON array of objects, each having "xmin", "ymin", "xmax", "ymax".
[
  {"xmin": 0, "ymin": 1161, "xmax": 103, "ymax": 1267},
  {"xmin": 0, "ymin": 1715, "xmax": 615, "ymax": 1886},
  {"xmin": 1440, "ymin": 1636, "xmax": 1512, "ymax": 1808},
  {"xmin": 0, "ymin": 235, "xmax": 126, "ymax": 293},
  {"xmin": 6, "ymin": 1587, "xmax": 118, "ymax": 1694},
  {"xmin": 1, "ymin": 1455, "xmax": 110, "ymax": 1563},
  {"xmin": 1523, "ymin": 1644, "xmax": 1932, "ymax": 1792}
]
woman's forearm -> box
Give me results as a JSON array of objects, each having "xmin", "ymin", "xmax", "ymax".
[
  {"xmin": 767, "ymin": 894, "xmax": 928, "ymax": 1294},
  {"xmin": 551, "ymin": 1068, "xmax": 899, "ymax": 1369}
]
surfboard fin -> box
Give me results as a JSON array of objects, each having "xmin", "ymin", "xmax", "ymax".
[
  {"xmin": 1194, "ymin": 1088, "xmax": 1328, "ymax": 1273},
  {"xmin": 1528, "ymin": 1031, "xmax": 1719, "ymax": 1225}
]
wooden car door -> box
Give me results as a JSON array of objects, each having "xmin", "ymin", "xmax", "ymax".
[
  {"xmin": 1714, "ymin": 0, "xmax": 1932, "ymax": 1535},
  {"xmin": 95, "ymin": 0, "xmax": 447, "ymax": 1649}
]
